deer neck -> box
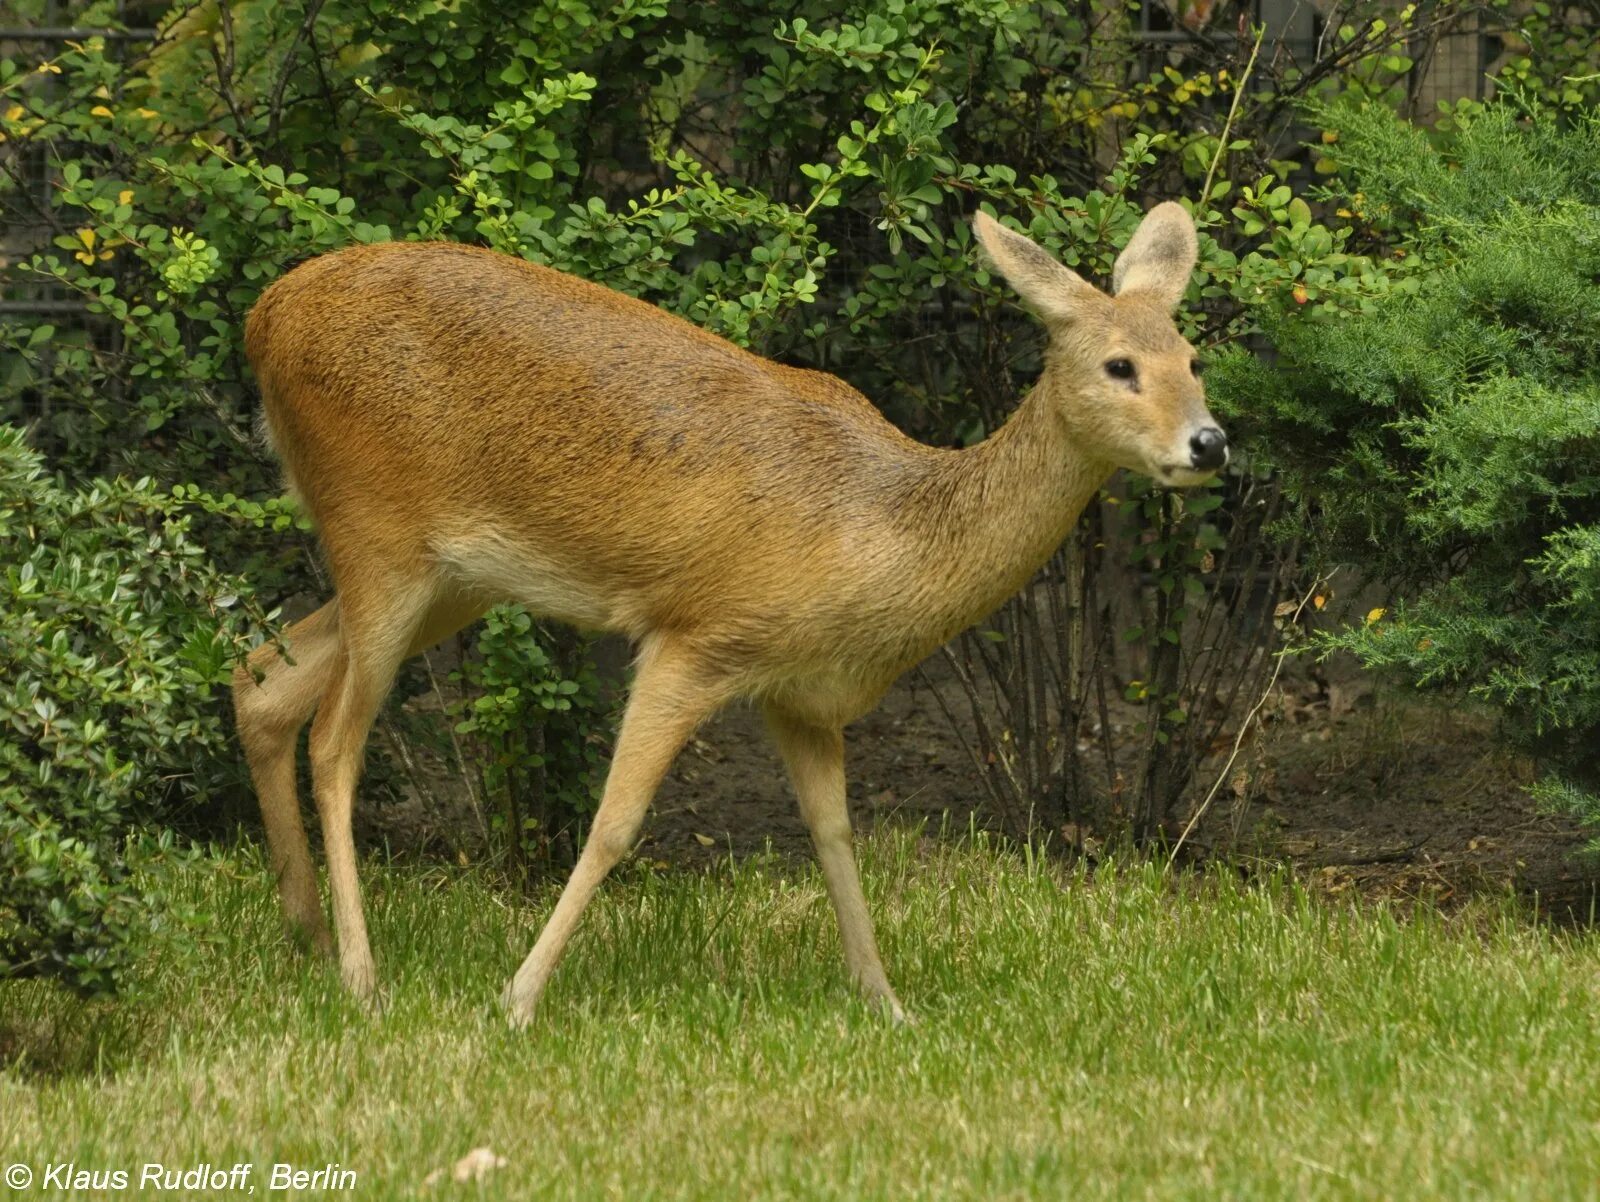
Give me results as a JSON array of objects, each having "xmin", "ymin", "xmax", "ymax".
[{"xmin": 901, "ymin": 374, "xmax": 1111, "ymax": 639}]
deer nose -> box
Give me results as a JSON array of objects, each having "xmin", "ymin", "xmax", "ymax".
[{"xmin": 1189, "ymin": 427, "xmax": 1228, "ymax": 472}]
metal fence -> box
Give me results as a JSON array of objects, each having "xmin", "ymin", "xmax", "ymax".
[
  {"xmin": 0, "ymin": 1, "xmax": 1500, "ymax": 324},
  {"xmin": 1136, "ymin": 0, "xmax": 1495, "ymax": 110},
  {"xmin": 1, "ymin": 1, "xmax": 154, "ymax": 319}
]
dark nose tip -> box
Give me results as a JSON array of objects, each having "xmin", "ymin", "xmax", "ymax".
[{"xmin": 1189, "ymin": 427, "xmax": 1228, "ymax": 472}]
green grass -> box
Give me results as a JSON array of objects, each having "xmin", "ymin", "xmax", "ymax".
[{"xmin": 3, "ymin": 831, "xmax": 1600, "ymax": 1200}]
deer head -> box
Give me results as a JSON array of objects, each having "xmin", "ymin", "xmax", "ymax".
[{"xmin": 974, "ymin": 203, "xmax": 1225, "ymax": 487}]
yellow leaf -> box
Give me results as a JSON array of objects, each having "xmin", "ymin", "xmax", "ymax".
[
  {"xmin": 90, "ymin": 104, "xmax": 114, "ymax": 118},
  {"xmin": 77, "ymin": 228, "xmax": 96, "ymax": 250},
  {"xmin": 692, "ymin": 833, "xmax": 715, "ymax": 847},
  {"xmin": 1313, "ymin": 595, "xmax": 1326, "ymax": 610},
  {"xmin": 36, "ymin": 62, "xmax": 62, "ymax": 74},
  {"xmin": 135, "ymin": 107, "xmax": 158, "ymax": 119},
  {"xmin": 3, "ymin": 105, "xmax": 23, "ymax": 122},
  {"xmin": 1365, "ymin": 607, "xmax": 1385, "ymax": 624},
  {"xmin": 118, "ymin": 189, "xmax": 134, "ymax": 206}
]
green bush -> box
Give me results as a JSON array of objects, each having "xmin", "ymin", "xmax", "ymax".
[
  {"xmin": 4, "ymin": 0, "xmax": 1411, "ymax": 851},
  {"xmin": 449, "ymin": 608, "xmax": 613, "ymax": 876},
  {"xmin": 0, "ymin": 426, "xmax": 265, "ymax": 994},
  {"xmin": 11, "ymin": 2, "xmax": 1546, "ymax": 859},
  {"xmin": 1211, "ymin": 95, "xmax": 1600, "ymax": 841}
]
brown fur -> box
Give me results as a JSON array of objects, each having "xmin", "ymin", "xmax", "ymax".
[{"xmin": 233, "ymin": 203, "xmax": 1220, "ymax": 1023}]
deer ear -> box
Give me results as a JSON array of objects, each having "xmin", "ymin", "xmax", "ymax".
[
  {"xmin": 1111, "ymin": 202, "xmax": 1198, "ymax": 309},
  {"xmin": 973, "ymin": 211, "xmax": 1100, "ymax": 324}
]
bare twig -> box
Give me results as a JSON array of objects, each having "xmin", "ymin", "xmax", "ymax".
[
  {"xmin": 266, "ymin": 0, "xmax": 327, "ymax": 146},
  {"xmin": 422, "ymin": 646, "xmax": 490, "ymax": 847},
  {"xmin": 1167, "ymin": 573, "xmax": 1330, "ymax": 868},
  {"xmin": 1200, "ymin": 23, "xmax": 1266, "ymax": 211},
  {"xmin": 207, "ymin": 0, "xmax": 251, "ymax": 138}
]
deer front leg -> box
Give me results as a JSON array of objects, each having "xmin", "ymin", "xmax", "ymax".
[
  {"xmin": 502, "ymin": 639, "xmax": 725, "ymax": 1027},
  {"xmin": 765, "ymin": 706, "xmax": 905, "ymax": 1021}
]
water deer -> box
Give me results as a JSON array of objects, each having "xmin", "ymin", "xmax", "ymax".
[{"xmin": 234, "ymin": 202, "xmax": 1224, "ymax": 1024}]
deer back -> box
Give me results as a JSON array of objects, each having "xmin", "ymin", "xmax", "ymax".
[{"xmin": 246, "ymin": 242, "xmax": 955, "ymax": 691}]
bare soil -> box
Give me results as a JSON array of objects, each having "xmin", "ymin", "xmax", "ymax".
[
  {"xmin": 637, "ymin": 664, "xmax": 1600, "ymax": 926},
  {"xmin": 366, "ymin": 646, "xmax": 1600, "ymax": 927}
]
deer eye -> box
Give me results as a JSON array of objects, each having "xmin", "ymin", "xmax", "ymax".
[{"xmin": 1104, "ymin": 358, "xmax": 1136, "ymax": 381}]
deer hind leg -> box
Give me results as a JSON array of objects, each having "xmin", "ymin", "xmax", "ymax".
[
  {"xmin": 304, "ymin": 578, "xmax": 446, "ymax": 1001},
  {"xmin": 234, "ymin": 601, "xmax": 343, "ymax": 953},
  {"xmin": 765, "ymin": 705, "xmax": 904, "ymax": 1021},
  {"xmin": 503, "ymin": 637, "xmax": 728, "ymax": 1026}
]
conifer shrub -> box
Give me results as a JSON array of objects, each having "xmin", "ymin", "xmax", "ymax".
[{"xmin": 1210, "ymin": 96, "xmax": 1600, "ymax": 842}]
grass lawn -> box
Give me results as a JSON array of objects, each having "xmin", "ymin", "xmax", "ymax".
[{"xmin": 3, "ymin": 830, "xmax": 1599, "ymax": 1200}]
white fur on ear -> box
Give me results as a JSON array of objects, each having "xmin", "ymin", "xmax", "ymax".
[
  {"xmin": 973, "ymin": 211, "xmax": 1100, "ymax": 324},
  {"xmin": 1111, "ymin": 202, "xmax": 1198, "ymax": 309}
]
